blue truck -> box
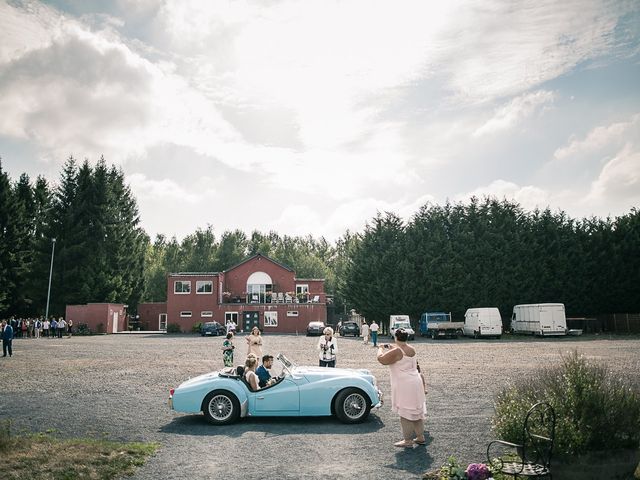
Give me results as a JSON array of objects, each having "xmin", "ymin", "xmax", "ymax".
[{"xmin": 419, "ymin": 312, "xmax": 463, "ymax": 339}]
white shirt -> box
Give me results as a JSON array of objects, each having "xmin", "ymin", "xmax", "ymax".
[
  {"xmin": 58, "ymin": 319, "xmax": 66, "ymax": 329},
  {"xmin": 370, "ymin": 322, "xmax": 379, "ymax": 332},
  {"xmin": 43, "ymin": 321, "xmax": 50, "ymax": 329},
  {"xmin": 361, "ymin": 324, "xmax": 370, "ymax": 337},
  {"xmin": 317, "ymin": 336, "xmax": 338, "ymax": 361}
]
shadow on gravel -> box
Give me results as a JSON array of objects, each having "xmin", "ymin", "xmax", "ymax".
[
  {"xmin": 383, "ymin": 431, "xmax": 435, "ymax": 477},
  {"xmin": 160, "ymin": 413, "xmax": 385, "ymax": 437}
]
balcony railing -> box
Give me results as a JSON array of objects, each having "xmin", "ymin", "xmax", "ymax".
[{"xmin": 222, "ymin": 293, "xmax": 322, "ymax": 304}]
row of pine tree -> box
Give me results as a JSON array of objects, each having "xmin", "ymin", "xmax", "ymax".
[{"xmin": 1, "ymin": 158, "xmax": 638, "ymax": 321}]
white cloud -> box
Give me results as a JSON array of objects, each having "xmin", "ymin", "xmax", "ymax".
[
  {"xmin": 473, "ymin": 90, "xmax": 555, "ymax": 137},
  {"xmin": 586, "ymin": 143, "xmax": 640, "ymax": 205},
  {"xmin": 554, "ymin": 114, "xmax": 640, "ymax": 160},
  {"xmin": 455, "ymin": 180, "xmax": 551, "ymax": 212},
  {"xmin": 128, "ymin": 173, "xmax": 200, "ymax": 203},
  {"xmin": 442, "ymin": 0, "xmax": 626, "ymax": 103}
]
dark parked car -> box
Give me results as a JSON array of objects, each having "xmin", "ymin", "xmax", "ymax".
[
  {"xmin": 306, "ymin": 321, "xmax": 325, "ymax": 336},
  {"xmin": 339, "ymin": 322, "xmax": 360, "ymax": 337},
  {"xmin": 200, "ymin": 321, "xmax": 226, "ymax": 336}
]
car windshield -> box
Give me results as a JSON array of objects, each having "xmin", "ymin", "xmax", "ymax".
[
  {"xmin": 394, "ymin": 321, "xmax": 411, "ymax": 328},
  {"xmin": 276, "ymin": 353, "xmax": 297, "ymax": 376}
]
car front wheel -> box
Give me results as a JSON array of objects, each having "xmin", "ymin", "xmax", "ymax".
[
  {"xmin": 202, "ymin": 390, "xmax": 240, "ymax": 425},
  {"xmin": 335, "ymin": 388, "xmax": 370, "ymax": 424}
]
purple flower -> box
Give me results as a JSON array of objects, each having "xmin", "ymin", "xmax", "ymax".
[{"xmin": 465, "ymin": 463, "xmax": 491, "ymax": 480}]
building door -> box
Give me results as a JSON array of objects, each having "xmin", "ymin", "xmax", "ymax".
[
  {"xmin": 243, "ymin": 311, "xmax": 260, "ymax": 332},
  {"xmin": 159, "ymin": 314, "xmax": 167, "ymax": 331},
  {"xmin": 112, "ymin": 312, "xmax": 119, "ymax": 333}
]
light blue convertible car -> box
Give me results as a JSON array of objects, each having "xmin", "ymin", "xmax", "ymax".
[{"xmin": 169, "ymin": 354, "xmax": 383, "ymax": 425}]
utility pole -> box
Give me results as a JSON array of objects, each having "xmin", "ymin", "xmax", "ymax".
[{"xmin": 45, "ymin": 238, "xmax": 56, "ymax": 319}]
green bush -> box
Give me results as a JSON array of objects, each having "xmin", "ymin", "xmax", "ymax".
[
  {"xmin": 492, "ymin": 350, "xmax": 640, "ymax": 456},
  {"xmin": 192, "ymin": 322, "xmax": 203, "ymax": 333},
  {"xmin": 166, "ymin": 323, "xmax": 182, "ymax": 334}
]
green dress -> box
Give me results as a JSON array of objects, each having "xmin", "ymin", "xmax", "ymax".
[{"xmin": 222, "ymin": 339, "xmax": 234, "ymax": 367}]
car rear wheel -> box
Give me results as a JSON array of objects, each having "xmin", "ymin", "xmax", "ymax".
[
  {"xmin": 202, "ymin": 390, "xmax": 240, "ymax": 425},
  {"xmin": 335, "ymin": 388, "xmax": 370, "ymax": 424}
]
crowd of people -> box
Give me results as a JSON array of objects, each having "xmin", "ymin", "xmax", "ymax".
[
  {"xmin": 219, "ymin": 320, "xmax": 427, "ymax": 448},
  {"xmin": 1, "ymin": 316, "xmax": 74, "ymax": 358}
]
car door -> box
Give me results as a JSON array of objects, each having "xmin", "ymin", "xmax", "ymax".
[{"xmin": 251, "ymin": 378, "xmax": 300, "ymax": 416}]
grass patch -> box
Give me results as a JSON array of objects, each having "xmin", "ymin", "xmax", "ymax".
[{"xmin": 0, "ymin": 421, "xmax": 158, "ymax": 480}]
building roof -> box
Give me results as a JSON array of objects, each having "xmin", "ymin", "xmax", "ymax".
[
  {"xmin": 223, "ymin": 253, "xmax": 294, "ymax": 273},
  {"xmin": 168, "ymin": 272, "xmax": 220, "ymax": 277}
]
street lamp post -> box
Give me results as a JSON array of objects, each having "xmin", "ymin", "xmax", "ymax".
[{"xmin": 45, "ymin": 238, "xmax": 56, "ymax": 320}]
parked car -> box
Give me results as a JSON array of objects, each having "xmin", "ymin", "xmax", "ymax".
[
  {"xmin": 389, "ymin": 315, "xmax": 415, "ymax": 340},
  {"xmin": 200, "ymin": 321, "xmax": 226, "ymax": 336},
  {"xmin": 339, "ymin": 322, "xmax": 360, "ymax": 337},
  {"xmin": 169, "ymin": 353, "xmax": 383, "ymax": 425},
  {"xmin": 306, "ymin": 321, "xmax": 325, "ymax": 336}
]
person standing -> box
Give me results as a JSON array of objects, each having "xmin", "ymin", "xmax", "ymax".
[
  {"xmin": 67, "ymin": 319, "xmax": 73, "ymax": 337},
  {"xmin": 222, "ymin": 333, "xmax": 235, "ymax": 367},
  {"xmin": 370, "ymin": 320, "xmax": 379, "ymax": 347},
  {"xmin": 43, "ymin": 318, "xmax": 50, "ymax": 338},
  {"xmin": 57, "ymin": 317, "xmax": 66, "ymax": 338},
  {"xmin": 2, "ymin": 320, "xmax": 14, "ymax": 357},
  {"xmin": 226, "ymin": 319, "xmax": 237, "ymax": 335},
  {"xmin": 377, "ymin": 328, "xmax": 426, "ymax": 447},
  {"xmin": 246, "ymin": 327, "xmax": 263, "ymax": 359},
  {"xmin": 34, "ymin": 318, "xmax": 41, "ymax": 339},
  {"xmin": 50, "ymin": 318, "xmax": 57, "ymax": 338},
  {"xmin": 361, "ymin": 321, "xmax": 370, "ymax": 345},
  {"xmin": 317, "ymin": 327, "xmax": 338, "ymax": 367}
]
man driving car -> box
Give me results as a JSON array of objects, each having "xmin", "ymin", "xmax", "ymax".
[{"xmin": 256, "ymin": 354, "xmax": 275, "ymax": 388}]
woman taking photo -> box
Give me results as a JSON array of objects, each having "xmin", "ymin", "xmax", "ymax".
[{"xmin": 377, "ymin": 328, "xmax": 426, "ymax": 447}]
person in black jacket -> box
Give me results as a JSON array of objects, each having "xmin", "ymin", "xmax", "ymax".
[{"xmin": 2, "ymin": 320, "xmax": 14, "ymax": 357}]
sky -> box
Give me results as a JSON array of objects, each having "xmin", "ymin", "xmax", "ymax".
[{"xmin": 0, "ymin": 0, "xmax": 639, "ymax": 242}]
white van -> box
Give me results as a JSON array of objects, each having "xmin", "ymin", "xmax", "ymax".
[
  {"xmin": 463, "ymin": 307, "xmax": 502, "ymax": 339},
  {"xmin": 389, "ymin": 315, "xmax": 415, "ymax": 340},
  {"xmin": 511, "ymin": 303, "xmax": 567, "ymax": 336}
]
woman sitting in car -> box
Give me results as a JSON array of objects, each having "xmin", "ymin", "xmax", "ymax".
[{"xmin": 243, "ymin": 354, "xmax": 260, "ymax": 391}]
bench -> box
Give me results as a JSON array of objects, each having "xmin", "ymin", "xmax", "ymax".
[{"xmin": 486, "ymin": 402, "xmax": 556, "ymax": 479}]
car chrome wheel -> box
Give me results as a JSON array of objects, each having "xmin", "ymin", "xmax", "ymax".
[
  {"xmin": 335, "ymin": 388, "xmax": 370, "ymax": 424},
  {"xmin": 209, "ymin": 394, "xmax": 233, "ymax": 421},
  {"xmin": 202, "ymin": 390, "xmax": 240, "ymax": 425},
  {"xmin": 344, "ymin": 393, "xmax": 366, "ymax": 419}
]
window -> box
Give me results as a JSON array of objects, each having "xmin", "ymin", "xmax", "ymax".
[
  {"xmin": 174, "ymin": 281, "xmax": 191, "ymax": 294},
  {"xmin": 264, "ymin": 311, "xmax": 278, "ymax": 327},
  {"xmin": 296, "ymin": 284, "xmax": 309, "ymax": 295},
  {"xmin": 196, "ymin": 281, "xmax": 213, "ymax": 294},
  {"xmin": 180, "ymin": 311, "xmax": 192, "ymax": 317},
  {"xmin": 201, "ymin": 311, "xmax": 213, "ymax": 318},
  {"xmin": 225, "ymin": 312, "xmax": 238, "ymax": 324},
  {"xmin": 286, "ymin": 311, "xmax": 299, "ymax": 317}
]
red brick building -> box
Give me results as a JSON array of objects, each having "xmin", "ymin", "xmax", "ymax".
[
  {"xmin": 139, "ymin": 254, "xmax": 327, "ymax": 334},
  {"xmin": 65, "ymin": 303, "xmax": 128, "ymax": 333}
]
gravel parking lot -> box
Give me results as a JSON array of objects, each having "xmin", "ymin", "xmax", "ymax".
[{"xmin": 1, "ymin": 333, "xmax": 639, "ymax": 479}]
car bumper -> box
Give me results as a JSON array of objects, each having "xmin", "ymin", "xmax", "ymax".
[
  {"xmin": 168, "ymin": 395, "xmax": 173, "ymax": 410},
  {"xmin": 373, "ymin": 388, "xmax": 384, "ymax": 408}
]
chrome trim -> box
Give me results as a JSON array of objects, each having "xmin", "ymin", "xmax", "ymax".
[{"xmin": 240, "ymin": 398, "xmax": 248, "ymax": 417}]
